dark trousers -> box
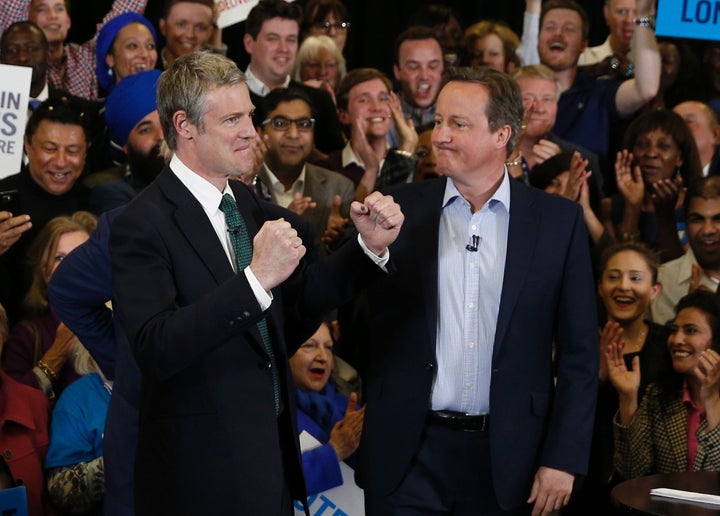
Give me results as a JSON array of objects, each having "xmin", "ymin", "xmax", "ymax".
[{"xmin": 364, "ymin": 423, "xmax": 529, "ymax": 516}]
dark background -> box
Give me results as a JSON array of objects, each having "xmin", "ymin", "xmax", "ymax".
[{"xmin": 66, "ymin": 0, "xmax": 607, "ymax": 77}]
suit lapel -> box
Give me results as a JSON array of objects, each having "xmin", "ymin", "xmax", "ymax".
[
  {"xmin": 157, "ymin": 171, "xmax": 270, "ymax": 357},
  {"xmin": 303, "ymin": 165, "xmax": 327, "ymax": 200},
  {"xmin": 257, "ymin": 165, "xmax": 278, "ymax": 205},
  {"xmin": 156, "ymin": 169, "xmax": 234, "ymax": 285},
  {"xmin": 493, "ymin": 180, "xmax": 539, "ymax": 354}
]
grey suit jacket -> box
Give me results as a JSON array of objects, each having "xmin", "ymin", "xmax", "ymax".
[{"xmin": 259, "ymin": 163, "xmax": 355, "ymax": 244}]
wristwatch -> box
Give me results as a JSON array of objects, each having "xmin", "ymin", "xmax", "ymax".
[{"xmin": 633, "ymin": 15, "xmax": 656, "ymax": 30}]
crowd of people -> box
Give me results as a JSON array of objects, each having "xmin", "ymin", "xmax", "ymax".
[{"xmin": 0, "ymin": 0, "xmax": 719, "ymax": 515}]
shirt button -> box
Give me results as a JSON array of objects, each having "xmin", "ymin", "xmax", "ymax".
[
  {"xmin": 3, "ymin": 450, "xmax": 11, "ymax": 459},
  {"xmin": 468, "ymin": 342, "xmax": 475, "ymax": 349},
  {"xmin": 425, "ymin": 361, "xmax": 434, "ymax": 370},
  {"xmin": 468, "ymin": 303, "xmax": 475, "ymax": 309}
]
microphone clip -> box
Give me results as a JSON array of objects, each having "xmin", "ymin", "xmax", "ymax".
[{"xmin": 466, "ymin": 235, "xmax": 480, "ymax": 252}]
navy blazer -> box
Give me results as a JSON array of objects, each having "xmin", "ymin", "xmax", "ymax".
[
  {"xmin": 109, "ymin": 167, "xmax": 378, "ymax": 515},
  {"xmin": 355, "ymin": 177, "xmax": 599, "ymax": 510}
]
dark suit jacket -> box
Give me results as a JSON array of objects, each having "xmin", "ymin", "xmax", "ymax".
[
  {"xmin": 355, "ymin": 177, "xmax": 599, "ymax": 510},
  {"xmin": 258, "ymin": 163, "xmax": 354, "ymax": 245},
  {"xmin": 109, "ymin": 167, "xmax": 378, "ymax": 515},
  {"xmin": 250, "ymin": 80, "xmax": 345, "ymax": 155}
]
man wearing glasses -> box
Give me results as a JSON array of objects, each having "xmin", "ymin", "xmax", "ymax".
[{"xmin": 255, "ymin": 87, "xmax": 355, "ymax": 252}]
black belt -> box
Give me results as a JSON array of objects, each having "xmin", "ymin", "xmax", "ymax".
[{"xmin": 427, "ymin": 410, "xmax": 489, "ymax": 432}]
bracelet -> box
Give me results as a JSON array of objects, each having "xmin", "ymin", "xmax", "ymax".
[
  {"xmin": 505, "ymin": 153, "xmax": 523, "ymax": 167},
  {"xmin": 395, "ymin": 148, "xmax": 414, "ymax": 159},
  {"xmin": 633, "ymin": 15, "xmax": 656, "ymax": 30},
  {"xmin": 36, "ymin": 359, "xmax": 58, "ymax": 383}
]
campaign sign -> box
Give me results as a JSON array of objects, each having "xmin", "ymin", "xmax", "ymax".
[
  {"xmin": 656, "ymin": 0, "xmax": 720, "ymax": 41},
  {"xmin": 293, "ymin": 431, "xmax": 364, "ymax": 516},
  {"xmin": 0, "ymin": 64, "xmax": 31, "ymax": 179},
  {"xmin": 215, "ymin": 0, "xmax": 295, "ymax": 29}
]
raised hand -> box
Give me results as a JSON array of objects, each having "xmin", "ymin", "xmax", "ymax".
[
  {"xmin": 321, "ymin": 194, "xmax": 349, "ymax": 245},
  {"xmin": 562, "ymin": 151, "xmax": 591, "ymax": 203},
  {"xmin": 389, "ymin": 91, "xmax": 418, "ymax": 153},
  {"xmin": 606, "ymin": 339, "xmax": 640, "ymax": 398},
  {"xmin": 695, "ymin": 349, "xmax": 720, "ymax": 406},
  {"xmin": 649, "ymin": 175, "xmax": 682, "ymax": 215},
  {"xmin": 246, "ymin": 133, "xmax": 269, "ymax": 185},
  {"xmin": 250, "ymin": 219, "xmax": 306, "ymax": 290},
  {"xmin": 350, "ymin": 192, "xmax": 404, "ymax": 256},
  {"xmin": 615, "ymin": 150, "xmax": 644, "ymax": 207},
  {"xmin": 329, "ymin": 392, "xmax": 366, "ymax": 460},
  {"xmin": 689, "ymin": 264, "xmax": 711, "ymax": 294},
  {"xmin": 531, "ymin": 138, "xmax": 562, "ymax": 165},
  {"xmin": 599, "ymin": 321, "xmax": 624, "ymax": 381},
  {"xmin": 41, "ymin": 322, "xmax": 77, "ymax": 375},
  {"xmin": 0, "ymin": 211, "xmax": 32, "ymax": 255},
  {"xmin": 352, "ymin": 116, "xmax": 380, "ymax": 173},
  {"xmin": 287, "ymin": 192, "xmax": 317, "ymax": 215}
]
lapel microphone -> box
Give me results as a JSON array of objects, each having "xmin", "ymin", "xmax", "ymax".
[{"xmin": 466, "ymin": 235, "xmax": 480, "ymax": 252}]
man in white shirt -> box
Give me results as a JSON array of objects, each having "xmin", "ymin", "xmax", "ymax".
[{"xmin": 653, "ymin": 176, "xmax": 720, "ymax": 324}]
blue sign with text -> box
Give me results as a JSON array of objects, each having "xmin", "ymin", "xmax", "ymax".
[{"xmin": 656, "ymin": 0, "xmax": 720, "ymax": 40}]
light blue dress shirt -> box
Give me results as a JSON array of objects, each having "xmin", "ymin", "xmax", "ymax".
[{"xmin": 430, "ymin": 172, "xmax": 510, "ymax": 415}]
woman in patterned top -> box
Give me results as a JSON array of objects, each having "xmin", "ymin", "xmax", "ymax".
[{"xmin": 609, "ymin": 289, "xmax": 720, "ymax": 479}]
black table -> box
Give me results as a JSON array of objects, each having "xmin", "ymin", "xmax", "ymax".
[{"xmin": 612, "ymin": 471, "xmax": 720, "ymax": 515}]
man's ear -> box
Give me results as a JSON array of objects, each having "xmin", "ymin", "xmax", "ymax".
[
  {"xmin": 173, "ymin": 110, "xmax": 193, "ymax": 141},
  {"xmin": 393, "ymin": 64, "xmax": 401, "ymax": 82},
  {"xmin": 159, "ymin": 18, "xmax": 167, "ymax": 37},
  {"xmin": 338, "ymin": 108, "xmax": 350, "ymax": 125},
  {"xmin": 495, "ymin": 124, "xmax": 512, "ymax": 149},
  {"xmin": 243, "ymin": 33, "xmax": 254, "ymax": 55}
]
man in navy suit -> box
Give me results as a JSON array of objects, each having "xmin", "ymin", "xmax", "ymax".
[
  {"xmin": 356, "ymin": 67, "xmax": 599, "ymax": 515},
  {"xmin": 108, "ymin": 51, "xmax": 402, "ymax": 515}
]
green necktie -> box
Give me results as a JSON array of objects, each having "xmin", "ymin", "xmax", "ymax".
[{"xmin": 219, "ymin": 193, "xmax": 280, "ymax": 415}]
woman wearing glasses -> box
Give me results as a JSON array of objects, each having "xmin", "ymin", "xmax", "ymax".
[{"xmin": 302, "ymin": 0, "xmax": 351, "ymax": 54}]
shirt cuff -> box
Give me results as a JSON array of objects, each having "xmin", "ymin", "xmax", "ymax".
[
  {"xmin": 357, "ymin": 234, "xmax": 390, "ymax": 271},
  {"xmin": 244, "ymin": 266, "xmax": 273, "ymax": 311}
]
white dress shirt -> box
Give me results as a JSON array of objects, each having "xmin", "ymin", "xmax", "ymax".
[
  {"xmin": 170, "ymin": 154, "xmax": 272, "ymax": 310},
  {"xmin": 431, "ymin": 171, "xmax": 511, "ymax": 414}
]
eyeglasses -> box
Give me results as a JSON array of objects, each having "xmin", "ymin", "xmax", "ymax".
[
  {"xmin": 261, "ymin": 116, "xmax": 316, "ymax": 131},
  {"xmin": 313, "ymin": 21, "xmax": 351, "ymax": 32}
]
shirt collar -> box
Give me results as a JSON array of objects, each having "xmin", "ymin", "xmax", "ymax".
[
  {"xmin": 682, "ymin": 380, "xmax": 705, "ymax": 413},
  {"xmin": 245, "ymin": 66, "xmax": 291, "ymax": 97},
  {"xmin": 169, "ymin": 154, "xmax": 234, "ymax": 214},
  {"xmin": 342, "ymin": 141, "xmax": 363, "ymax": 169},
  {"xmin": 263, "ymin": 164, "xmax": 306, "ymax": 195},
  {"xmin": 442, "ymin": 170, "xmax": 512, "ymax": 212}
]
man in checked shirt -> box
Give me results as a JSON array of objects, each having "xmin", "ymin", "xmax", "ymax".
[{"xmin": 1, "ymin": 0, "xmax": 148, "ymax": 100}]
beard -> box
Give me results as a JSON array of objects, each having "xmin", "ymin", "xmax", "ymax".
[{"xmin": 126, "ymin": 143, "xmax": 165, "ymax": 187}]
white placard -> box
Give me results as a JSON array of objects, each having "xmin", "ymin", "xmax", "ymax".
[
  {"xmin": 294, "ymin": 430, "xmax": 365, "ymax": 516},
  {"xmin": 0, "ymin": 64, "xmax": 31, "ymax": 179},
  {"xmin": 215, "ymin": 0, "xmax": 296, "ymax": 30}
]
